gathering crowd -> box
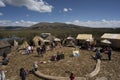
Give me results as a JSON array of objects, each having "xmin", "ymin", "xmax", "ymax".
[{"xmin": 0, "ymin": 41, "xmax": 113, "ymax": 80}]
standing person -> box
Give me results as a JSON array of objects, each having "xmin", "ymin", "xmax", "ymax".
[
  {"xmin": 56, "ymin": 51, "xmax": 61, "ymax": 61},
  {"xmin": 96, "ymin": 48, "xmax": 101, "ymax": 60},
  {"xmin": 20, "ymin": 68, "xmax": 26, "ymax": 80},
  {"xmin": 36, "ymin": 47, "xmax": 40, "ymax": 56},
  {"xmin": 0, "ymin": 70, "xmax": 7, "ymax": 80},
  {"xmin": 33, "ymin": 62, "xmax": 38, "ymax": 71},
  {"xmin": 2, "ymin": 51, "xmax": 7, "ymax": 60},
  {"xmin": 69, "ymin": 73, "xmax": 75, "ymax": 80},
  {"xmin": 27, "ymin": 46, "xmax": 31, "ymax": 54},
  {"xmin": 107, "ymin": 47, "xmax": 112, "ymax": 60},
  {"xmin": 31, "ymin": 46, "xmax": 34, "ymax": 53},
  {"xmin": 42, "ymin": 45, "xmax": 46, "ymax": 54}
]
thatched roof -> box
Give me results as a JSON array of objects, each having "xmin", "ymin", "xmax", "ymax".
[
  {"xmin": 76, "ymin": 34, "xmax": 93, "ymax": 41},
  {"xmin": 67, "ymin": 36, "xmax": 75, "ymax": 40},
  {"xmin": 101, "ymin": 39, "xmax": 111, "ymax": 44},
  {"xmin": 101, "ymin": 33, "xmax": 120, "ymax": 40},
  {"xmin": 33, "ymin": 36, "xmax": 44, "ymax": 42},
  {"xmin": 18, "ymin": 41, "xmax": 29, "ymax": 49},
  {"xmin": 54, "ymin": 38, "xmax": 61, "ymax": 42},
  {"xmin": 33, "ymin": 36, "xmax": 44, "ymax": 46},
  {"xmin": 45, "ymin": 35, "xmax": 55, "ymax": 42}
]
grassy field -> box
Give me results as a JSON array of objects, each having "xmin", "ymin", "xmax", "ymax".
[
  {"xmin": 0, "ymin": 46, "xmax": 120, "ymax": 80},
  {"xmin": 0, "ymin": 27, "xmax": 120, "ymax": 41}
]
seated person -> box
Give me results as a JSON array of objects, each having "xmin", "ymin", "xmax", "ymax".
[
  {"xmin": 2, "ymin": 57, "xmax": 9, "ymax": 65},
  {"xmin": 60, "ymin": 51, "xmax": 65, "ymax": 59},
  {"xmin": 51, "ymin": 54, "xmax": 57, "ymax": 61},
  {"xmin": 72, "ymin": 50, "xmax": 80, "ymax": 57}
]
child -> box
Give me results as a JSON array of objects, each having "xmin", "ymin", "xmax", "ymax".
[
  {"xmin": 33, "ymin": 62, "xmax": 38, "ymax": 71},
  {"xmin": 70, "ymin": 73, "xmax": 75, "ymax": 80}
]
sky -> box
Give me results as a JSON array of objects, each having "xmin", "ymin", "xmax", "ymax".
[{"xmin": 0, "ymin": 0, "xmax": 120, "ymax": 28}]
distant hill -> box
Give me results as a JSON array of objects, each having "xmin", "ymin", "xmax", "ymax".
[
  {"xmin": 29, "ymin": 22, "xmax": 90, "ymax": 29},
  {"xmin": 0, "ymin": 26, "xmax": 26, "ymax": 30}
]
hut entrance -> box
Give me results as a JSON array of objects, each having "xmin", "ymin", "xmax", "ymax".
[{"xmin": 38, "ymin": 41, "xmax": 41, "ymax": 46}]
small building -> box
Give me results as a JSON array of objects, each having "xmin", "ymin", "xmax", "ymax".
[
  {"xmin": 18, "ymin": 41, "xmax": 29, "ymax": 50},
  {"xmin": 63, "ymin": 36, "xmax": 76, "ymax": 47},
  {"xmin": 33, "ymin": 36, "xmax": 44, "ymax": 46},
  {"xmin": 101, "ymin": 33, "xmax": 120, "ymax": 48},
  {"xmin": 76, "ymin": 34, "xmax": 94, "ymax": 48}
]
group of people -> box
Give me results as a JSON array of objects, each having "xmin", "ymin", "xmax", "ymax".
[
  {"xmin": 95, "ymin": 46, "xmax": 112, "ymax": 60},
  {"xmin": 26, "ymin": 46, "xmax": 34, "ymax": 54},
  {"xmin": 19, "ymin": 61, "xmax": 38, "ymax": 80},
  {"xmin": 36, "ymin": 45, "xmax": 46, "ymax": 57},
  {"xmin": 51, "ymin": 51, "xmax": 65, "ymax": 61}
]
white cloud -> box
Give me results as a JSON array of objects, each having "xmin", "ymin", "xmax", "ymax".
[
  {"xmin": 0, "ymin": 20, "xmax": 38, "ymax": 27},
  {"xmin": 69, "ymin": 8, "xmax": 72, "ymax": 11},
  {"xmin": 0, "ymin": 0, "xmax": 53, "ymax": 12},
  {"xmin": 0, "ymin": 12, "xmax": 3, "ymax": 16},
  {"xmin": 63, "ymin": 8, "xmax": 72, "ymax": 12},
  {"xmin": 63, "ymin": 8, "xmax": 68, "ymax": 12},
  {"xmin": 0, "ymin": 0, "xmax": 5, "ymax": 7},
  {"xmin": 66, "ymin": 20, "xmax": 120, "ymax": 28}
]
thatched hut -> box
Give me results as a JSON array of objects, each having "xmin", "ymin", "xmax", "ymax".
[
  {"xmin": 101, "ymin": 33, "xmax": 120, "ymax": 48},
  {"xmin": 41, "ymin": 33, "xmax": 61, "ymax": 46},
  {"xmin": 33, "ymin": 36, "xmax": 44, "ymax": 46},
  {"xmin": 76, "ymin": 34, "xmax": 94, "ymax": 44},
  {"xmin": 18, "ymin": 41, "xmax": 29, "ymax": 50},
  {"xmin": 45, "ymin": 35, "xmax": 55, "ymax": 43},
  {"xmin": 76, "ymin": 34, "xmax": 94, "ymax": 48},
  {"xmin": 63, "ymin": 36, "xmax": 76, "ymax": 47},
  {"xmin": 0, "ymin": 41, "xmax": 11, "ymax": 56}
]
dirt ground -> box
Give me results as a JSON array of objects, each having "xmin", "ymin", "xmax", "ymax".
[{"xmin": 0, "ymin": 46, "xmax": 120, "ymax": 80}]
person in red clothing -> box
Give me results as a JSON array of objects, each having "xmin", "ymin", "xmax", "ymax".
[{"xmin": 70, "ymin": 73, "xmax": 75, "ymax": 80}]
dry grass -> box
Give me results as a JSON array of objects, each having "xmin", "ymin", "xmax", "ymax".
[{"xmin": 0, "ymin": 46, "xmax": 120, "ymax": 80}]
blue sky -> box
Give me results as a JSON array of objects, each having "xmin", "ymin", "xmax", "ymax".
[{"xmin": 0, "ymin": 0, "xmax": 120, "ymax": 27}]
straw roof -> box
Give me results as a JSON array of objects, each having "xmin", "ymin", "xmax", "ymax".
[
  {"xmin": 45, "ymin": 35, "xmax": 55, "ymax": 42},
  {"xmin": 76, "ymin": 34, "xmax": 93, "ymax": 40},
  {"xmin": 54, "ymin": 38, "xmax": 61, "ymax": 42},
  {"xmin": 33, "ymin": 36, "xmax": 44, "ymax": 42},
  {"xmin": 19, "ymin": 41, "xmax": 29, "ymax": 49},
  {"xmin": 101, "ymin": 33, "xmax": 120, "ymax": 40},
  {"xmin": 101, "ymin": 39, "xmax": 111, "ymax": 44},
  {"xmin": 67, "ymin": 36, "xmax": 74, "ymax": 40},
  {"xmin": 33, "ymin": 36, "xmax": 44, "ymax": 46}
]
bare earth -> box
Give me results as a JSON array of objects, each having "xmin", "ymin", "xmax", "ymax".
[{"xmin": 0, "ymin": 46, "xmax": 120, "ymax": 80}]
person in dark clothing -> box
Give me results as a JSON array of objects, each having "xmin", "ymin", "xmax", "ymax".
[
  {"xmin": 69, "ymin": 73, "xmax": 75, "ymax": 80},
  {"xmin": 2, "ymin": 57, "xmax": 9, "ymax": 65},
  {"xmin": 2, "ymin": 52, "xmax": 7, "ymax": 60},
  {"xmin": 20, "ymin": 68, "xmax": 26, "ymax": 80},
  {"xmin": 107, "ymin": 47, "xmax": 112, "ymax": 60},
  {"xmin": 96, "ymin": 48, "xmax": 101, "ymax": 60},
  {"xmin": 56, "ymin": 52, "xmax": 61, "ymax": 61},
  {"xmin": 42, "ymin": 45, "xmax": 46, "ymax": 54},
  {"xmin": 60, "ymin": 51, "xmax": 65, "ymax": 59},
  {"xmin": 37, "ymin": 47, "xmax": 43, "ymax": 57}
]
